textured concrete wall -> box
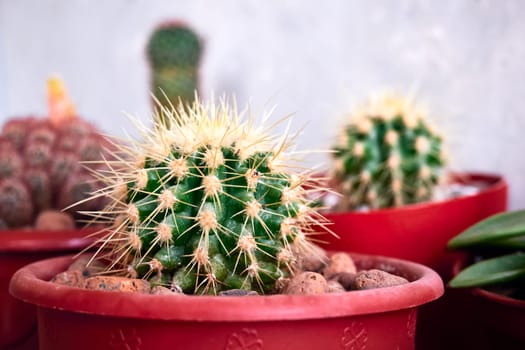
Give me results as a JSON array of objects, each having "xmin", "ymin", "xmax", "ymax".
[{"xmin": 1, "ymin": 0, "xmax": 524, "ymax": 208}]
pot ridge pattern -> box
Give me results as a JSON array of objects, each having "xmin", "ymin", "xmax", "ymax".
[
  {"xmin": 109, "ymin": 328, "xmax": 142, "ymax": 350},
  {"xmin": 341, "ymin": 321, "xmax": 367, "ymax": 349},
  {"xmin": 225, "ymin": 328, "xmax": 263, "ymax": 350},
  {"xmin": 406, "ymin": 309, "xmax": 417, "ymax": 339}
]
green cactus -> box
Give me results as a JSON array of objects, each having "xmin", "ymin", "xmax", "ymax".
[
  {"xmin": 147, "ymin": 25, "xmax": 201, "ymax": 68},
  {"xmin": 87, "ymin": 98, "xmax": 329, "ymax": 295},
  {"xmin": 147, "ymin": 23, "xmax": 202, "ymax": 120},
  {"xmin": 0, "ymin": 78, "xmax": 111, "ymax": 229},
  {"xmin": 151, "ymin": 67, "xmax": 198, "ymax": 109},
  {"xmin": 332, "ymin": 93, "xmax": 445, "ymax": 210}
]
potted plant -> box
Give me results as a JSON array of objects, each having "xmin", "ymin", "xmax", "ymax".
[
  {"xmin": 146, "ymin": 21, "xmax": 202, "ymax": 122},
  {"xmin": 0, "ymin": 77, "xmax": 109, "ymax": 349},
  {"xmin": 10, "ymin": 98, "xmax": 443, "ymax": 349},
  {"xmin": 445, "ymin": 210, "xmax": 525, "ymax": 349},
  {"xmin": 321, "ymin": 92, "xmax": 507, "ymax": 274}
]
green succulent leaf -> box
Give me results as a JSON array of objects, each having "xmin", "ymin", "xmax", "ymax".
[
  {"xmin": 448, "ymin": 210, "xmax": 525, "ymax": 249},
  {"xmin": 488, "ymin": 236, "xmax": 525, "ymax": 249},
  {"xmin": 449, "ymin": 252, "xmax": 525, "ymax": 288}
]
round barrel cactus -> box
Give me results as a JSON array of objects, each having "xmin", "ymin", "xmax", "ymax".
[
  {"xmin": 89, "ymin": 99, "xmax": 329, "ymax": 295},
  {"xmin": 332, "ymin": 93, "xmax": 445, "ymax": 210}
]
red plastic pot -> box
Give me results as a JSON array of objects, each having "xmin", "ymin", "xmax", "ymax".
[
  {"xmin": 417, "ymin": 254, "xmax": 525, "ymax": 350},
  {"xmin": 321, "ymin": 172, "xmax": 507, "ymax": 274},
  {"xmin": 464, "ymin": 288, "xmax": 525, "ymax": 341},
  {"xmin": 0, "ymin": 229, "xmax": 97, "ymax": 349},
  {"xmin": 10, "ymin": 253, "xmax": 443, "ymax": 350}
]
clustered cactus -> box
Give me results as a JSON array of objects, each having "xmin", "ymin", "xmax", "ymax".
[
  {"xmin": 332, "ymin": 93, "xmax": 445, "ymax": 210},
  {"xmin": 89, "ymin": 98, "xmax": 329, "ymax": 295},
  {"xmin": 0, "ymin": 78, "xmax": 110, "ymax": 229},
  {"xmin": 147, "ymin": 22, "xmax": 202, "ymax": 119}
]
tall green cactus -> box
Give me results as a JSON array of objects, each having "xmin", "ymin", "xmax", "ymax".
[
  {"xmin": 147, "ymin": 23, "xmax": 202, "ymax": 122},
  {"xmin": 89, "ymin": 98, "xmax": 328, "ymax": 295},
  {"xmin": 332, "ymin": 93, "xmax": 445, "ymax": 210}
]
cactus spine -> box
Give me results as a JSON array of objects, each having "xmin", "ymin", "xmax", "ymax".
[
  {"xmin": 88, "ymin": 98, "xmax": 328, "ymax": 295},
  {"xmin": 332, "ymin": 93, "xmax": 445, "ymax": 210}
]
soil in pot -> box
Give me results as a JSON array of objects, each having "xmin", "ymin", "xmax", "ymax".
[
  {"xmin": 9, "ymin": 249, "xmax": 443, "ymax": 350},
  {"xmin": 51, "ymin": 249, "xmax": 412, "ymax": 296}
]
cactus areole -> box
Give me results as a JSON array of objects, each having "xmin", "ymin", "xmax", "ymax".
[
  {"xmin": 90, "ymin": 99, "xmax": 329, "ymax": 295},
  {"xmin": 332, "ymin": 93, "xmax": 446, "ymax": 210}
]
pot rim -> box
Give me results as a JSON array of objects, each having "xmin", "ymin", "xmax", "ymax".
[
  {"xmin": 0, "ymin": 227, "xmax": 102, "ymax": 253},
  {"xmin": 471, "ymin": 287, "xmax": 525, "ymax": 309},
  {"xmin": 324, "ymin": 171, "xmax": 507, "ymax": 217},
  {"xmin": 10, "ymin": 252, "xmax": 443, "ymax": 322}
]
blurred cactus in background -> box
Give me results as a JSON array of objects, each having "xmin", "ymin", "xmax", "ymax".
[
  {"xmin": 0, "ymin": 77, "xmax": 111, "ymax": 229},
  {"xmin": 147, "ymin": 22, "xmax": 202, "ymax": 125},
  {"xmin": 332, "ymin": 93, "xmax": 446, "ymax": 211}
]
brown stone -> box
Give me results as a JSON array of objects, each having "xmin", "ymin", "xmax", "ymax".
[
  {"xmin": 51, "ymin": 256, "xmax": 108, "ymax": 288},
  {"xmin": 219, "ymin": 289, "xmax": 259, "ymax": 296},
  {"xmin": 151, "ymin": 286, "xmax": 178, "ymax": 295},
  {"xmin": 331, "ymin": 272, "xmax": 356, "ymax": 291},
  {"xmin": 292, "ymin": 243, "xmax": 329, "ymax": 272},
  {"xmin": 34, "ymin": 210, "xmax": 75, "ymax": 231},
  {"xmin": 67, "ymin": 256, "xmax": 106, "ymax": 277},
  {"xmin": 327, "ymin": 280, "xmax": 346, "ymax": 293},
  {"xmin": 323, "ymin": 252, "xmax": 357, "ymax": 279},
  {"xmin": 283, "ymin": 271, "xmax": 328, "ymax": 295},
  {"xmin": 352, "ymin": 269, "xmax": 409, "ymax": 290},
  {"xmin": 83, "ymin": 276, "xmax": 151, "ymax": 293},
  {"xmin": 52, "ymin": 270, "xmax": 86, "ymax": 288}
]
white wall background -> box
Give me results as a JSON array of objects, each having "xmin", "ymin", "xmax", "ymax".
[{"xmin": 1, "ymin": 0, "xmax": 524, "ymax": 208}]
